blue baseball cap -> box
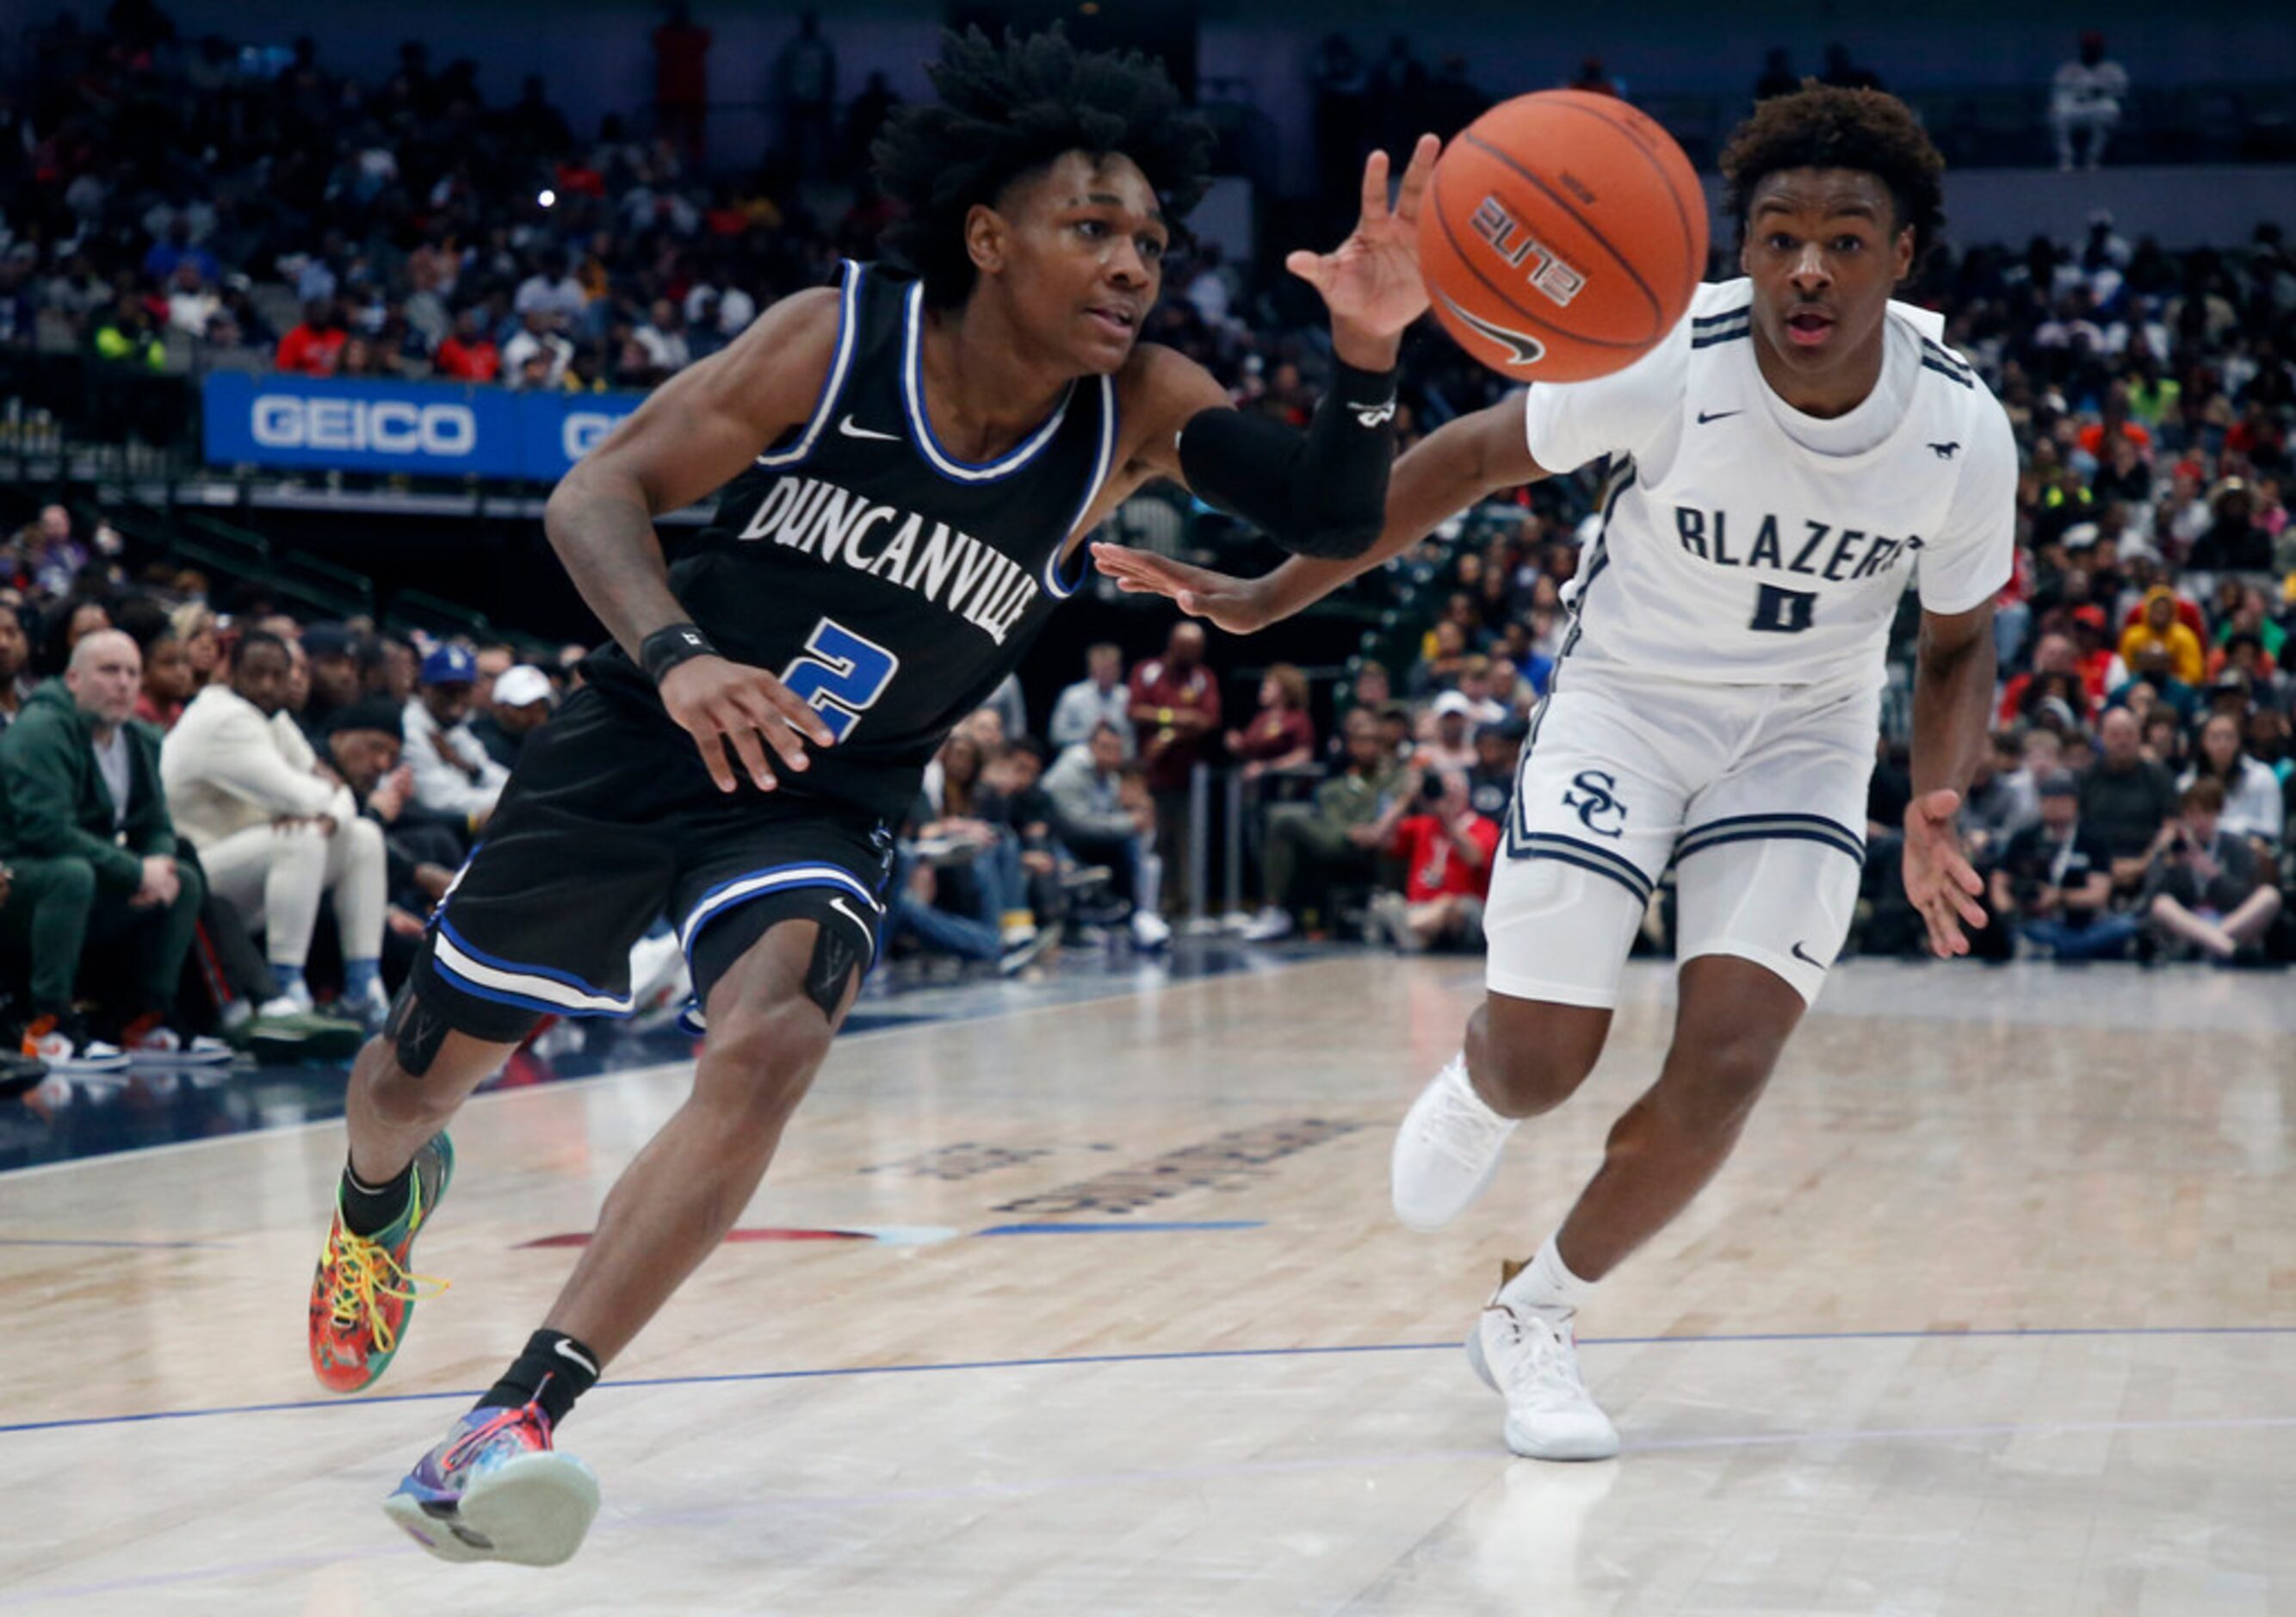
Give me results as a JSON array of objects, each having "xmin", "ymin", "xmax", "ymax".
[{"xmin": 420, "ymin": 644, "xmax": 478, "ymax": 687}]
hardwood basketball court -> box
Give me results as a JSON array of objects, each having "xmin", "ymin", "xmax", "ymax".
[{"xmin": 3, "ymin": 952, "xmax": 2290, "ymax": 1613}]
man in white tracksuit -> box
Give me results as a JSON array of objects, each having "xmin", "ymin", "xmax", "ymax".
[{"xmin": 161, "ymin": 629, "xmax": 389, "ymax": 1021}]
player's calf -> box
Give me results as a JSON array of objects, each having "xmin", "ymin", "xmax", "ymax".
[
  {"xmin": 312, "ymin": 994, "xmax": 518, "ymax": 1394},
  {"xmin": 346, "ymin": 993, "xmax": 513, "ymax": 1176},
  {"xmin": 690, "ymin": 993, "xmax": 838, "ymax": 1136},
  {"xmin": 529, "ymin": 933, "xmax": 852, "ymax": 1369}
]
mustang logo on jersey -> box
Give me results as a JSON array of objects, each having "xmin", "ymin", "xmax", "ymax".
[
  {"xmin": 1672, "ymin": 506, "xmax": 1919, "ymax": 585},
  {"xmin": 1562, "ymin": 769, "xmax": 1627, "ymax": 838},
  {"xmin": 737, "ymin": 474, "xmax": 1042, "ymax": 646}
]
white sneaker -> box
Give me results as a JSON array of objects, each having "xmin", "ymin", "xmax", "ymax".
[
  {"xmin": 121, "ymin": 1020, "xmax": 234, "ymax": 1068},
  {"xmin": 1240, "ymin": 906, "xmax": 1294, "ymax": 943},
  {"xmin": 1391, "ymin": 1053, "xmax": 1519, "ymax": 1232},
  {"xmin": 22, "ymin": 1018, "xmax": 129, "ymax": 1075},
  {"xmin": 999, "ymin": 925, "xmax": 1060, "ymax": 976},
  {"xmin": 259, "ymin": 980, "xmax": 315, "ymax": 1019},
  {"xmin": 1467, "ymin": 1296, "xmax": 1620, "ymax": 1461},
  {"xmin": 1369, "ymin": 889, "xmax": 1426, "ymax": 952},
  {"xmin": 348, "ymin": 977, "xmax": 393, "ymax": 1029},
  {"xmin": 1130, "ymin": 908, "xmax": 1171, "ymax": 950},
  {"xmin": 627, "ymin": 931, "xmax": 690, "ymax": 1013}
]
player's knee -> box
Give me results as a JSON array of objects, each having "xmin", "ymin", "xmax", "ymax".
[
  {"xmin": 1480, "ymin": 1039, "xmax": 1599, "ymax": 1117},
  {"xmin": 347, "ymin": 816, "xmax": 385, "ymax": 863},
  {"xmin": 1470, "ymin": 998, "xmax": 1604, "ymax": 1117},
  {"xmin": 354, "ymin": 1032, "xmax": 454, "ymax": 1128},
  {"xmin": 696, "ymin": 1000, "xmax": 831, "ymax": 1128}
]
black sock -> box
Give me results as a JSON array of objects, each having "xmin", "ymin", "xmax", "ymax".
[
  {"xmin": 339, "ymin": 1160, "xmax": 414, "ymax": 1237},
  {"xmin": 478, "ymin": 1329, "xmax": 602, "ymax": 1428}
]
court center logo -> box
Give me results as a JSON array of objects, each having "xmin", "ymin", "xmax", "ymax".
[{"xmin": 1562, "ymin": 769, "xmax": 1627, "ymax": 838}]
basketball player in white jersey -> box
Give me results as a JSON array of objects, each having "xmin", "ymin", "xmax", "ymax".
[{"xmin": 1096, "ymin": 85, "xmax": 2011, "ymax": 1459}]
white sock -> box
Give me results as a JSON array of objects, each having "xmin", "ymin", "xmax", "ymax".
[{"xmin": 1498, "ymin": 1232, "xmax": 1600, "ymax": 1317}]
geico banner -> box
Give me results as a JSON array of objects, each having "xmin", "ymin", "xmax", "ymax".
[{"xmin": 202, "ymin": 373, "xmax": 642, "ymax": 480}]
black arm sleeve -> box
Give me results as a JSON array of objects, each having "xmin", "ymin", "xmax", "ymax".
[{"xmin": 1176, "ymin": 362, "xmax": 1397, "ymax": 561}]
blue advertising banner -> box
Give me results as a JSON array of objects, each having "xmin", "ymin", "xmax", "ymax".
[{"xmin": 201, "ymin": 373, "xmax": 643, "ymax": 482}]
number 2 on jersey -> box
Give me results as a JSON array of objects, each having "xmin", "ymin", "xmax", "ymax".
[{"xmin": 781, "ymin": 617, "xmax": 900, "ymax": 743}]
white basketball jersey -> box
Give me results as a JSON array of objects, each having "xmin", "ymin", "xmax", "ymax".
[{"xmin": 1522, "ymin": 278, "xmax": 2016, "ymax": 689}]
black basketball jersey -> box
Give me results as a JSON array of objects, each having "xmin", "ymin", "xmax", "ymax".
[{"xmin": 586, "ymin": 260, "xmax": 1119, "ymax": 818}]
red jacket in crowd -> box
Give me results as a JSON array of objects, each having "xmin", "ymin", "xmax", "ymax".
[{"xmin": 1393, "ymin": 811, "xmax": 1499, "ymax": 903}]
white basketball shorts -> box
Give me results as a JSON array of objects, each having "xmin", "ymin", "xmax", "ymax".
[{"xmin": 1485, "ymin": 666, "xmax": 1878, "ymax": 1008}]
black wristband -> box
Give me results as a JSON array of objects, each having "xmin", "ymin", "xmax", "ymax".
[
  {"xmin": 1330, "ymin": 360, "xmax": 1399, "ymax": 426},
  {"xmin": 640, "ymin": 622, "xmax": 718, "ymax": 685}
]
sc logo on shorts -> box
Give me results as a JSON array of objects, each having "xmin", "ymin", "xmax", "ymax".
[{"xmin": 1562, "ymin": 770, "xmax": 1627, "ymax": 839}]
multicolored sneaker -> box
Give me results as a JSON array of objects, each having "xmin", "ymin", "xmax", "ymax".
[
  {"xmin": 120, "ymin": 1013, "xmax": 233, "ymax": 1068},
  {"xmin": 21, "ymin": 1013, "xmax": 128, "ymax": 1075},
  {"xmin": 381, "ymin": 1398, "xmax": 601, "ymax": 1565},
  {"xmin": 307, "ymin": 1132, "xmax": 455, "ymax": 1393}
]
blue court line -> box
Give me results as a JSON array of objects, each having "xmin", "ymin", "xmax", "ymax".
[
  {"xmin": 975, "ymin": 1221, "xmax": 1267, "ymax": 1236},
  {"xmin": 4, "ymin": 1324, "xmax": 2292, "ymax": 1438},
  {"xmin": 0, "ymin": 1237, "xmax": 232, "ymax": 1250}
]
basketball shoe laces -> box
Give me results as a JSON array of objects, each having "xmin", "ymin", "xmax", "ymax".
[
  {"xmin": 1488, "ymin": 1303, "xmax": 1593, "ymax": 1415},
  {"xmin": 1419, "ymin": 1075, "xmax": 1515, "ymax": 1173},
  {"xmin": 324, "ymin": 1222, "xmax": 448, "ymax": 1353},
  {"xmin": 441, "ymin": 1393, "xmax": 554, "ymax": 1476}
]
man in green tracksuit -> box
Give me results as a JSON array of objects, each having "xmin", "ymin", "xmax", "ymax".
[
  {"xmin": 1241, "ymin": 706, "xmax": 1405, "ymax": 940},
  {"xmin": 0, "ymin": 629, "xmax": 206, "ymax": 1067}
]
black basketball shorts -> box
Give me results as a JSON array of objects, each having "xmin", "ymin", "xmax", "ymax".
[{"xmin": 406, "ymin": 680, "xmax": 895, "ymax": 1044}]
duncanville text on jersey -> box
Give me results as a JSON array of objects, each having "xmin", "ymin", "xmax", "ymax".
[{"xmin": 738, "ymin": 472, "xmax": 1043, "ymax": 647}]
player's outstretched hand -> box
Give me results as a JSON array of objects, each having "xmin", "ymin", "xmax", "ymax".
[
  {"xmin": 1092, "ymin": 542, "xmax": 1276, "ymax": 635},
  {"xmin": 658, "ymin": 654, "xmax": 838, "ymax": 794},
  {"xmin": 1902, "ymin": 789, "xmax": 1986, "ymax": 958},
  {"xmin": 1287, "ymin": 133, "xmax": 1440, "ymax": 341}
]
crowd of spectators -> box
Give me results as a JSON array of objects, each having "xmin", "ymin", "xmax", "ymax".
[
  {"xmin": 3, "ymin": 6, "xmax": 2294, "ymax": 1019},
  {"xmin": 0, "ymin": 4, "xmax": 871, "ymax": 391},
  {"xmin": 0, "ymin": 3, "xmax": 1501, "ymax": 446},
  {"xmin": 876, "ymin": 626, "xmax": 1532, "ymax": 966},
  {"xmin": 0, "ymin": 499, "xmax": 600, "ymax": 1070}
]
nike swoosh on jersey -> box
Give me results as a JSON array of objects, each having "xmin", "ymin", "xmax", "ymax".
[
  {"xmin": 1790, "ymin": 940, "xmax": 1827, "ymax": 968},
  {"xmin": 1696, "ymin": 409, "xmax": 1742, "ymax": 424},
  {"xmin": 838, "ymin": 414, "xmax": 900, "ymax": 442}
]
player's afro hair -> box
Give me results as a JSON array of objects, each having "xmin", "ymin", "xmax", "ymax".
[
  {"xmin": 872, "ymin": 27, "xmax": 1214, "ymax": 308},
  {"xmin": 1720, "ymin": 84, "xmax": 1946, "ymax": 270}
]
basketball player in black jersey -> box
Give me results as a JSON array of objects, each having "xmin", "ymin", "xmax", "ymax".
[{"xmin": 305, "ymin": 29, "xmax": 1439, "ymax": 1564}]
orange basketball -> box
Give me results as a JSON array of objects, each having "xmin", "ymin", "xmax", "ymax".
[{"xmin": 1418, "ymin": 90, "xmax": 1708, "ymax": 383}]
